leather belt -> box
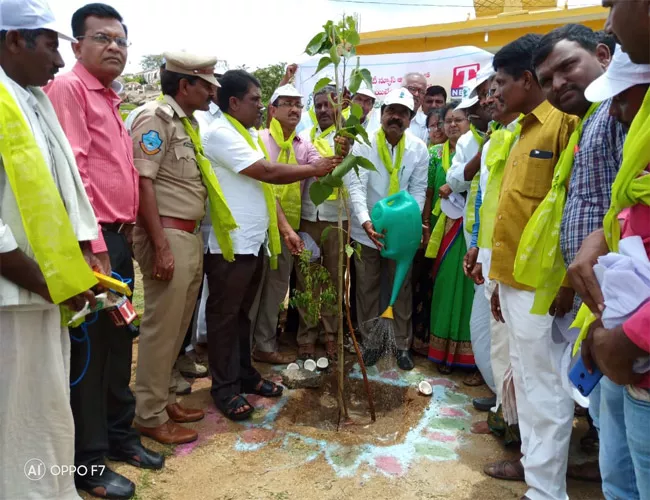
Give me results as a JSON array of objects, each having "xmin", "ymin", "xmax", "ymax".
[
  {"xmin": 159, "ymin": 216, "xmax": 200, "ymax": 234},
  {"xmin": 101, "ymin": 222, "xmax": 135, "ymax": 234}
]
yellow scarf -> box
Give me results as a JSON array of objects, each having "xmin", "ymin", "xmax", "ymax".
[
  {"xmin": 514, "ymin": 102, "xmax": 600, "ymax": 314},
  {"xmin": 0, "ymin": 82, "xmax": 97, "ymax": 304},
  {"xmin": 425, "ymin": 141, "xmax": 452, "ymax": 258},
  {"xmin": 465, "ymin": 125, "xmax": 486, "ymax": 235},
  {"xmin": 180, "ymin": 117, "xmax": 238, "ymax": 262},
  {"xmin": 269, "ymin": 118, "xmax": 301, "ymax": 230},
  {"xmin": 376, "ymin": 128, "xmax": 405, "ymax": 196},
  {"xmin": 478, "ymin": 119, "xmax": 522, "ymax": 249},
  {"xmin": 572, "ymin": 89, "xmax": 650, "ymax": 355},
  {"xmin": 223, "ymin": 113, "xmax": 281, "ymax": 270},
  {"xmin": 310, "ymin": 124, "xmax": 338, "ymax": 201}
]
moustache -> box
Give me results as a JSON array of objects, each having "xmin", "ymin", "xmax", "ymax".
[{"xmin": 388, "ymin": 118, "xmax": 403, "ymax": 128}]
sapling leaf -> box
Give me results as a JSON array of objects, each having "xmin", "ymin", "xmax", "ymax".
[
  {"xmin": 309, "ymin": 180, "xmax": 334, "ymax": 206},
  {"xmin": 313, "ymin": 77, "xmax": 332, "ymax": 94},
  {"xmin": 360, "ymin": 68, "xmax": 372, "ymax": 88},
  {"xmin": 345, "ymin": 114, "xmax": 360, "ymax": 127},
  {"xmin": 347, "ymin": 30, "xmax": 360, "ymax": 46},
  {"xmin": 345, "ymin": 244, "xmax": 354, "ymax": 258},
  {"xmin": 329, "ymin": 45, "xmax": 341, "ymax": 65},
  {"xmin": 321, "ymin": 226, "xmax": 332, "ymax": 245},
  {"xmin": 354, "ymin": 124, "xmax": 371, "ymax": 146},
  {"xmin": 306, "ymin": 32, "xmax": 327, "ymax": 55},
  {"xmin": 314, "ymin": 56, "xmax": 332, "ymax": 76},
  {"xmin": 356, "ymin": 156, "xmax": 377, "ymax": 171},
  {"xmin": 350, "ymin": 103, "xmax": 363, "ymax": 119}
]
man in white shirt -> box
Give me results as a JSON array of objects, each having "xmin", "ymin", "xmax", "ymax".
[
  {"xmin": 296, "ymin": 85, "xmax": 347, "ymax": 359},
  {"xmin": 202, "ymin": 70, "xmax": 337, "ymax": 421},
  {"xmin": 466, "ymin": 77, "xmax": 521, "ymax": 432},
  {"xmin": 402, "ymin": 72, "xmax": 429, "ymax": 143},
  {"xmin": 346, "ymin": 88, "xmax": 429, "ymax": 371},
  {"xmin": 445, "ymin": 67, "xmax": 494, "ymax": 390},
  {"xmin": 250, "ymin": 84, "xmax": 325, "ymax": 364},
  {"xmin": 0, "ymin": 4, "xmax": 98, "ymax": 498},
  {"xmin": 352, "ymin": 85, "xmax": 377, "ymax": 129}
]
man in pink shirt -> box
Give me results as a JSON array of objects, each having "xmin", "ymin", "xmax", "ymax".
[
  {"xmin": 250, "ymin": 84, "xmax": 323, "ymax": 364},
  {"xmin": 45, "ymin": 4, "xmax": 162, "ymax": 499},
  {"xmin": 569, "ymin": 36, "xmax": 650, "ymax": 499}
]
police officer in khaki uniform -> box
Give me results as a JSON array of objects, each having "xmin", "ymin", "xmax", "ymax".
[{"xmin": 131, "ymin": 51, "xmax": 218, "ymax": 445}]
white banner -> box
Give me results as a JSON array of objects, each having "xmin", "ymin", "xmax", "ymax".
[{"xmin": 294, "ymin": 45, "xmax": 494, "ymax": 109}]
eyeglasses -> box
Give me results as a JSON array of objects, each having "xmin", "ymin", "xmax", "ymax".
[
  {"xmin": 428, "ymin": 123, "xmax": 444, "ymax": 130},
  {"xmin": 444, "ymin": 118, "xmax": 468, "ymax": 126},
  {"xmin": 406, "ymin": 85, "xmax": 425, "ymax": 96},
  {"xmin": 274, "ymin": 102, "xmax": 304, "ymax": 109},
  {"xmin": 77, "ymin": 33, "xmax": 131, "ymax": 48}
]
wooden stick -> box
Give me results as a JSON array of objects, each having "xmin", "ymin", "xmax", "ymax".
[{"xmin": 343, "ymin": 196, "xmax": 376, "ymax": 422}]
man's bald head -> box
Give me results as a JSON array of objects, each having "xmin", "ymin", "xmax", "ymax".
[{"xmin": 403, "ymin": 72, "xmax": 427, "ymax": 111}]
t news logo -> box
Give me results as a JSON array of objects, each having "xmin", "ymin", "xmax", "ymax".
[{"xmin": 450, "ymin": 64, "xmax": 480, "ymax": 98}]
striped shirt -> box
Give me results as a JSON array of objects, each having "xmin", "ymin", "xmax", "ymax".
[{"xmin": 45, "ymin": 62, "xmax": 139, "ymax": 253}]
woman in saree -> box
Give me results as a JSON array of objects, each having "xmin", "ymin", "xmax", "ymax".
[
  {"xmin": 425, "ymin": 106, "xmax": 476, "ymax": 374},
  {"xmin": 412, "ymin": 107, "xmax": 449, "ymax": 355}
]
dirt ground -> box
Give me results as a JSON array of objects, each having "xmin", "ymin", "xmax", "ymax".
[{"xmin": 80, "ymin": 346, "xmax": 603, "ymax": 500}]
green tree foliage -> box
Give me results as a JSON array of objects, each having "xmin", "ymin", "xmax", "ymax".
[
  {"xmin": 141, "ymin": 54, "xmax": 164, "ymax": 71},
  {"xmin": 251, "ymin": 62, "xmax": 287, "ymax": 106}
]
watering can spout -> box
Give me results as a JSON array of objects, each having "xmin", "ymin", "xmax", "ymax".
[
  {"xmin": 389, "ymin": 259, "xmax": 414, "ymax": 306},
  {"xmin": 371, "ymin": 191, "xmax": 422, "ymax": 308}
]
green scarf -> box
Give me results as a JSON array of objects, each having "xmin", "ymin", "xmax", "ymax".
[
  {"xmin": 269, "ymin": 118, "xmax": 301, "ymax": 230},
  {"xmin": 376, "ymin": 128, "xmax": 406, "ymax": 196},
  {"xmin": 0, "ymin": 82, "xmax": 97, "ymax": 304},
  {"xmin": 477, "ymin": 118, "xmax": 522, "ymax": 249},
  {"xmin": 425, "ymin": 141, "xmax": 452, "ymax": 258},
  {"xmin": 223, "ymin": 113, "xmax": 281, "ymax": 270},
  {"xmin": 514, "ymin": 102, "xmax": 600, "ymax": 314},
  {"xmin": 465, "ymin": 124, "xmax": 486, "ymax": 234},
  {"xmin": 573, "ymin": 88, "xmax": 650, "ymax": 354},
  {"xmin": 180, "ymin": 117, "xmax": 238, "ymax": 262}
]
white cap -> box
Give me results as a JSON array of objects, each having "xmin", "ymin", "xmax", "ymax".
[
  {"xmin": 382, "ymin": 87, "xmax": 414, "ymax": 112},
  {"xmin": 455, "ymin": 95, "xmax": 479, "ymax": 111},
  {"xmin": 585, "ymin": 46, "xmax": 650, "ymax": 102},
  {"xmin": 355, "ymin": 84, "xmax": 376, "ymax": 100},
  {"xmin": 270, "ymin": 84, "xmax": 303, "ymax": 105},
  {"xmin": 0, "ymin": 0, "xmax": 75, "ymax": 42},
  {"xmin": 467, "ymin": 66, "xmax": 495, "ymax": 99}
]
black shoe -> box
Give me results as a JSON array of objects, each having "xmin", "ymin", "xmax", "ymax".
[
  {"xmin": 473, "ymin": 396, "xmax": 497, "ymax": 412},
  {"xmin": 362, "ymin": 348, "xmax": 382, "ymax": 367},
  {"xmin": 108, "ymin": 442, "xmax": 165, "ymax": 470},
  {"xmin": 75, "ymin": 466, "xmax": 135, "ymax": 499},
  {"xmin": 396, "ymin": 350, "xmax": 414, "ymax": 371}
]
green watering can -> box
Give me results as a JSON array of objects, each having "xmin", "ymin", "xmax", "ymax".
[{"xmin": 370, "ymin": 190, "xmax": 422, "ymax": 319}]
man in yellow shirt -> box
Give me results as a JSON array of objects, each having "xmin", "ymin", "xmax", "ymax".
[{"xmin": 484, "ymin": 35, "xmax": 579, "ymax": 500}]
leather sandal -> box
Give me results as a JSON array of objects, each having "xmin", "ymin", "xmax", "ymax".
[
  {"xmin": 244, "ymin": 379, "xmax": 283, "ymax": 398},
  {"xmin": 483, "ymin": 459, "xmax": 525, "ymax": 481},
  {"xmin": 219, "ymin": 395, "xmax": 254, "ymax": 422}
]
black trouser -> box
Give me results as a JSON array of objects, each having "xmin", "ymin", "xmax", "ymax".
[
  {"xmin": 204, "ymin": 252, "xmax": 263, "ymax": 404},
  {"xmin": 177, "ymin": 276, "xmax": 205, "ymax": 358},
  {"xmin": 69, "ymin": 230, "xmax": 140, "ymax": 467}
]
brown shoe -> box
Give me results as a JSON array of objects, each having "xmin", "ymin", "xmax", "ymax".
[
  {"xmin": 166, "ymin": 403, "xmax": 204, "ymax": 423},
  {"xmin": 252, "ymin": 349, "xmax": 296, "ymax": 365},
  {"xmin": 483, "ymin": 459, "xmax": 525, "ymax": 481},
  {"xmin": 136, "ymin": 420, "xmax": 198, "ymax": 445}
]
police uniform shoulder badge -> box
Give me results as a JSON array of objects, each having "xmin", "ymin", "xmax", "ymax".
[{"xmin": 140, "ymin": 130, "xmax": 163, "ymax": 155}]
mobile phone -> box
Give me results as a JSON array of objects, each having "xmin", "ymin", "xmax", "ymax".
[
  {"xmin": 529, "ymin": 149, "xmax": 554, "ymax": 159},
  {"xmin": 569, "ymin": 356, "xmax": 603, "ymax": 397}
]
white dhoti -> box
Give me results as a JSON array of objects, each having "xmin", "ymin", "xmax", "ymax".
[
  {"xmin": 490, "ymin": 315, "xmax": 510, "ymax": 411},
  {"xmin": 469, "ymin": 284, "xmax": 495, "ymax": 392},
  {"xmin": 193, "ymin": 275, "xmax": 209, "ymax": 346},
  {"xmin": 498, "ymin": 283, "xmax": 574, "ymax": 500},
  {"xmin": 0, "ymin": 306, "xmax": 80, "ymax": 500}
]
